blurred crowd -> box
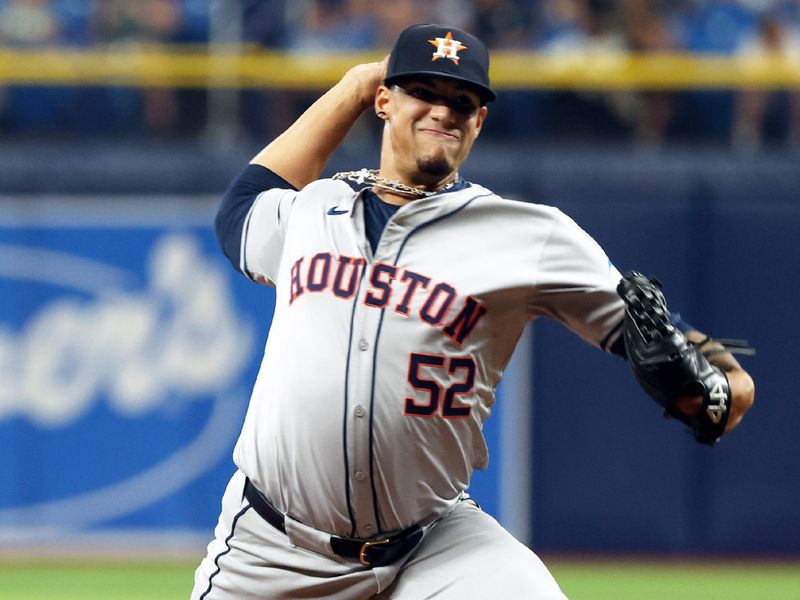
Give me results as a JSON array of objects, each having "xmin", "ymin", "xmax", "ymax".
[{"xmin": 1, "ymin": 0, "xmax": 800, "ymax": 149}]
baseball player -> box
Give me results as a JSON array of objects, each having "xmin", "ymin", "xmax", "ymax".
[{"xmin": 192, "ymin": 23, "xmax": 754, "ymax": 599}]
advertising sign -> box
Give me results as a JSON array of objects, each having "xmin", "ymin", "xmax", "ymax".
[{"xmin": 0, "ymin": 198, "xmax": 508, "ymax": 551}]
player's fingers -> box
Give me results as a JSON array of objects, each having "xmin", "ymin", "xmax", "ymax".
[
  {"xmin": 723, "ymin": 368, "xmax": 755, "ymax": 432},
  {"xmin": 375, "ymin": 56, "xmax": 387, "ymax": 77},
  {"xmin": 671, "ymin": 394, "xmax": 702, "ymax": 417}
]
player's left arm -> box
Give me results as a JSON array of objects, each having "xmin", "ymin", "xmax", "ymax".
[
  {"xmin": 611, "ymin": 314, "xmax": 756, "ymax": 434},
  {"xmin": 617, "ymin": 272, "xmax": 755, "ymax": 444}
]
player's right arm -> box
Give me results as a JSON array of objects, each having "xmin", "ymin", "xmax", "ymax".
[
  {"xmin": 214, "ymin": 58, "xmax": 387, "ymax": 282},
  {"xmin": 250, "ymin": 57, "xmax": 388, "ymax": 189},
  {"xmin": 214, "ymin": 165, "xmax": 298, "ymax": 283}
]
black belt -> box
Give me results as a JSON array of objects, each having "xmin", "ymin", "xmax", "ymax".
[{"xmin": 243, "ymin": 478, "xmax": 423, "ymax": 568}]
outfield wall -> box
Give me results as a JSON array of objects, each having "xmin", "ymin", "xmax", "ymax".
[
  {"xmin": 504, "ymin": 148, "xmax": 799, "ymax": 554},
  {"xmin": 0, "ymin": 146, "xmax": 796, "ymax": 555}
]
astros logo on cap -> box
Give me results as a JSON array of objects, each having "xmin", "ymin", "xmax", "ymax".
[{"xmin": 428, "ymin": 32, "xmax": 467, "ymax": 64}]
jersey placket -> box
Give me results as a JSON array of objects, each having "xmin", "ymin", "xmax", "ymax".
[
  {"xmin": 343, "ymin": 197, "xmax": 385, "ymax": 538},
  {"xmin": 345, "ymin": 289, "xmax": 382, "ymax": 538},
  {"xmin": 343, "ymin": 193, "xmax": 471, "ymax": 537},
  {"xmin": 343, "ymin": 203, "xmax": 418, "ymax": 539}
]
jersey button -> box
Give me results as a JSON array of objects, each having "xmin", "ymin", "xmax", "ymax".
[
  {"xmin": 358, "ymin": 339, "xmax": 369, "ymax": 351},
  {"xmin": 354, "ymin": 471, "xmax": 366, "ymax": 481},
  {"xmin": 363, "ymin": 524, "xmax": 374, "ymax": 535},
  {"xmin": 354, "ymin": 405, "xmax": 365, "ymax": 418}
]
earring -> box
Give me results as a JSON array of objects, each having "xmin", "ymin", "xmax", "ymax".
[{"xmin": 376, "ymin": 110, "xmax": 387, "ymax": 119}]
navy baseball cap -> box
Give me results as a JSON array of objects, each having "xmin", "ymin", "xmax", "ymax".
[{"xmin": 384, "ymin": 24, "xmax": 496, "ymax": 104}]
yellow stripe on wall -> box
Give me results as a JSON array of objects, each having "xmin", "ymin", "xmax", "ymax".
[{"xmin": 1, "ymin": 46, "xmax": 799, "ymax": 89}]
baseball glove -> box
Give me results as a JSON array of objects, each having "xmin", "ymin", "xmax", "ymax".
[{"xmin": 616, "ymin": 271, "xmax": 731, "ymax": 445}]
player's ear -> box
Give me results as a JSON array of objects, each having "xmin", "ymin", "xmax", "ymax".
[
  {"xmin": 472, "ymin": 105, "xmax": 488, "ymax": 138},
  {"xmin": 375, "ymin": 85, "xmax": 391, "ymax": 120}
]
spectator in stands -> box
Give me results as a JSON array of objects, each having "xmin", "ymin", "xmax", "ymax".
[
  {"xmin": 372, "ymin": 1, "xmax": 432, "ymax": 48},
  {"xmin": 473, "ymin": 0, "xmax": 533, "ymax": 48},
  {"xmin": 94, "ymin": 0, "xmax": 183, "ymax": 44},
  {"xmin": 0, "ymin": 0, "xmax": 66, "ymax": 133},
  {"xmin": 534, "ymin": 0, "xmax": 595, "ymax": 52},
  {"xmin": 3, "ymin": 0, "xmax": 800, "ymax": 149},
  {"xmin": 92, "ymin": 0, "xmax": 184, "ymax": 135},
  {"xmin": 284, "ymin": 0, "xmax": 376, "ymax": 52},
  {"xmin": 0, "ymin": 0, "xmax": 60, "ymax": 46},
  {"xmin": 452, "ymin": 0, "xmax": 538, "ymax": 140},
  {"xmin": 175, "ymin": 0, "xmax": 209, "ymax": 43},
  {"xmin": 428, "ymin": 0, "xmax": 475, "ymax": 35},
  {"xmin": 733, "ymin": 10, "xmax": 800, "ymax": 149},
  {"xmin": 619, "ymin": 0, "xmax": 680, "ymax": 146},
  {"xmin": 680, "ymin": 0, "xmax": 758, "ymax": 143},
  {"xmin": 529, "ymin": 0, "xmax": 632, "ymax": 143},
  {"xmin": 262, "ymin": 1, "xmax": 382, "ymax": 144},
  {"xmin": 52, "ymin": 0, "xmax": 95, "ymax": 46}
]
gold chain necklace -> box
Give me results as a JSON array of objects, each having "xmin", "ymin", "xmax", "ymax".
[{"xmin": 332, "ymin": 168, "xmax": 456, "ymax": 198}]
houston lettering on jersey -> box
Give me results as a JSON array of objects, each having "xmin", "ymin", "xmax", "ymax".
[{"xmin": 288, "ymin": 253, "xmax": 486, "ymax": 345}]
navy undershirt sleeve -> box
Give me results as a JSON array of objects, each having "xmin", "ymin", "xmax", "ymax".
[
  {"xmin": 608, "ymin": 330, "xmax": 626, "ymax": 357},
  {"xmin": 670, "ymin": 312, "xmax": 695, "ymax": 333},
  {"xmin": 215, "ymin": 164, "xmax": 297, "ymax": 272}
]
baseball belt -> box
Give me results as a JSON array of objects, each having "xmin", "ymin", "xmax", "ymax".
[{"xmin": 243, "ymin": 478, "xmax": 424, "ymax": 568}]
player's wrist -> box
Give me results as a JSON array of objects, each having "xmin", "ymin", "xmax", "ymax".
[{"xmin": 330, "ymin": 76, "xmax": 374, "ymax": 116}]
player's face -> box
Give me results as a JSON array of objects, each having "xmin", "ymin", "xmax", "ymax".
[{"xmin": 377, "ymin": 77, "xmax": 488, "ymax": 186}]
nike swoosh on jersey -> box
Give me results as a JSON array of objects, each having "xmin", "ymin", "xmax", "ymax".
[{"xmin": 327, "ymin": 207, "xmax": 349, "ymax": 216}]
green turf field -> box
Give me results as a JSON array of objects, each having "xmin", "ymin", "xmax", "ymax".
[
  {"xmin": 548, "ymin": 559, "xmax": 800, "ymax": 600},
  {"xmin": 1, "ymin": 558, "xmax": 799, "ymax": 599},
  {"xmin": 0, "ymin": 561, "xmax": 195, "ymax": 600}
]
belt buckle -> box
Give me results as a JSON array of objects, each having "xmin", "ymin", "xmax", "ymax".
[{"xmin": 359, "ymin": 538, "xmax": 390, "ymax": 566}]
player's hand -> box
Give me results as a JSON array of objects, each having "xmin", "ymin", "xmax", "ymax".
[
  {"xmin": 672, "ymin": 370, "xmax": 753, "ymax": 433},
  {"xmin": 341, "ymin": 55, "xmax": 389, "ymax": 112},
  {"xmin": 672, "ymin": 333, "xmax": 755, "ymax": 433}
]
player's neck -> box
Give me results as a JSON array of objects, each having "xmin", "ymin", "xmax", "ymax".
[
  {"xmin": 375, "ymin": 167, "xmax": 458, "ymax": 205},
  {"xmin": 373, "ymin": 189, "xmax": 413, "ymax": 206}
]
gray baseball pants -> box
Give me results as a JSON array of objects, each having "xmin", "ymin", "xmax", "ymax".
[{"xmin": 192, "ymin": 470, "xmax": 567, "ymax": 599}]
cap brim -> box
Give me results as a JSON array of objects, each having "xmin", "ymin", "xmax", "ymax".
[{"xmin": 384, "ymin": 71, "xmax": 496, "ymax": 104}]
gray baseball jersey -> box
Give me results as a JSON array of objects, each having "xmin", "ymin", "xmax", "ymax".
[{"xmin": 232, "ymin": 176, "xmax": 625, "ymax": 540}]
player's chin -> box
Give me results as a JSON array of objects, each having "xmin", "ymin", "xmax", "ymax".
[{"xmin": 416, "ymin": 155, "xmax": 454, "ymax": 178}]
